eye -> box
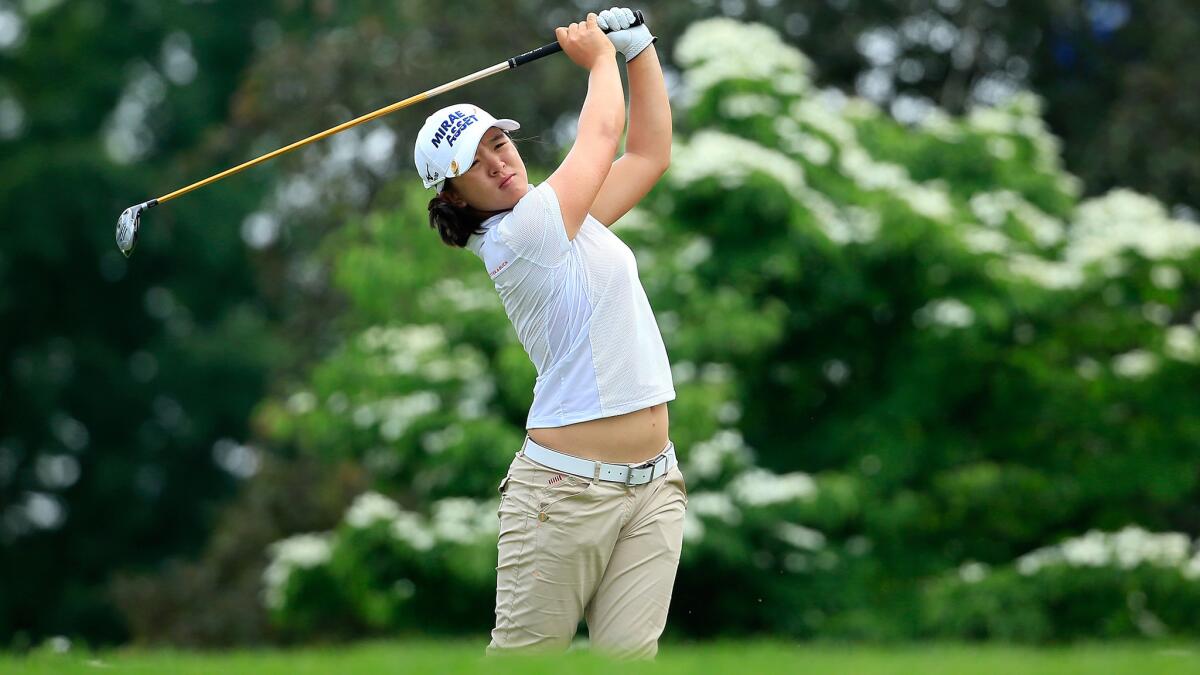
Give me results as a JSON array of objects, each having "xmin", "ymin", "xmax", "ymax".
[{"xmin": 494, "ymin": 141, "xmax": 507, "ymax": 150}]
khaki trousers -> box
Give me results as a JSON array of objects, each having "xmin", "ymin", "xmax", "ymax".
[{"xmin": 486, "ymin": 439, "xmax": 688, "ymax": 659}]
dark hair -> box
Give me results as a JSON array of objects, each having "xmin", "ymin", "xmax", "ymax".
[{"xmin": 427, "ymin": 187, "xmax": 485, "ymax": 248}]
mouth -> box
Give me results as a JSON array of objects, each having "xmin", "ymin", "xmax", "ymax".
[{"xmin": 499, "ymin": 174, "xmax": 514, "ymax": 189}]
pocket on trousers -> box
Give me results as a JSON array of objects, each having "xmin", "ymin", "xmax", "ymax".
[{"xmin": 537, "ymin": 475, "xmax": 593, "ymax": 514}]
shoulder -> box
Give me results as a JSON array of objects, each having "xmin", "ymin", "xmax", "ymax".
[
  {"xmin": 513, "ymin": 182, "xmax": 561, "ymax": 217},
  {"xmin": 494, "ymin": 182, "xmax": 572, "ymax": 265}
]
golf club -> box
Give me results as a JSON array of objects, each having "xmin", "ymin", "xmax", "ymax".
[{"xmin": 115, "ymin": 10, "xmax": 644, "ymax": 257}]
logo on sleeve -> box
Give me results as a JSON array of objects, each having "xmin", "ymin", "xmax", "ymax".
[{"xmin": 488, "ymin": 259, "xmax": 510, "ymax": 278}]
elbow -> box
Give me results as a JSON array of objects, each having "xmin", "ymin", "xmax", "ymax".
[
  {"xmin": 655, "ymin": 151, "xmax": 670, "ymax": 177},
  {"xmin": 650, "ymin": 147, "xmax": 670, "ymax": 178}
]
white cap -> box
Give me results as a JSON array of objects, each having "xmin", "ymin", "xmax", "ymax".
[{"xmin": 413, "ymin": 103, "xmax": 520, "ymax": 192}]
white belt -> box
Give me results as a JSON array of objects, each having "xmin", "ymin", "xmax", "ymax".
[{"xmin": 521, "ymin": 436, "xmax": 676, "ymax": 487}]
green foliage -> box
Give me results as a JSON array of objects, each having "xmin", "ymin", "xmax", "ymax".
[{"xmin": 920, "ymin": 527, "xmax": 1200, "ymax": 642}]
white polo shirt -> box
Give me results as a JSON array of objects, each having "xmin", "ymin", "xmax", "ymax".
[{"xmin": 466, "ymin": 182, "xmax": 675, "ymax": 429}]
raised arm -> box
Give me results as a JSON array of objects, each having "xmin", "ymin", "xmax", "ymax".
[
  {"xmin": 590, "ymin": 11, "xmax": 671, "ymax": 227},
  {"xmin": 547, "ymin": 14, "xmax": 625, "ymax": 241}
]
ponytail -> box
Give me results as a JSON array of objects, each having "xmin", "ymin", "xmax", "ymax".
[{"xmin": 427, "ymin": 190, "xmax": 485, "ymax": 248}]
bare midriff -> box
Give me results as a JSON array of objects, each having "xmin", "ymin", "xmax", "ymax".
[{"xmin": 526, "ymin": 402, "xmax": 670, "ymax": 464}]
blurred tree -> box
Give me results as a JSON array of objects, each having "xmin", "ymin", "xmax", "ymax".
[{"xmin": 0, "ymin": 0, "xmax": 282, "ymax": 644}]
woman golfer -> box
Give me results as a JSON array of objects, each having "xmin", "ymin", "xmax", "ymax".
[{"xmin": 412, "ymin": 8, "xmax": 684, "ymax": 659}]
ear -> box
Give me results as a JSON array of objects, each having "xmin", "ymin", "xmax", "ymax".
[{"xmin": 441, "ymin": 183, "xmax": 468, "ymax": 209}]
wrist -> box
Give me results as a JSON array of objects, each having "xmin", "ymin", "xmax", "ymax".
[
  {"xmin": 625, "ymin": 37, "xmax": 657, "ymax": 63},
  {"xmin": 588, "ymin": 52, "xmax": 617, "ymax": 71}
]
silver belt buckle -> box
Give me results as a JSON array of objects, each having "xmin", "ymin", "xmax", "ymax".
[{"xmin": 625, "ymin": 456, "xmax": 660, "ymax": 487}]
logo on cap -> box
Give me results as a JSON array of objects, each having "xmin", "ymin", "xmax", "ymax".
[{"xmin": 430, "ymin": 110, "xmax": 480, "ymax": 150}]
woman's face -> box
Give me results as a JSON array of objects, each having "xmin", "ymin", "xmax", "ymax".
[{"xmin": 444, "ymin": 127, "xmax": 528, "ymax": 214}]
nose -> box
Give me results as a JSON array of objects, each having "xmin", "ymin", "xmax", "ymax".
[{"xmin": 487, "ymin": 153, "xmax": 506, "ymax": 175}]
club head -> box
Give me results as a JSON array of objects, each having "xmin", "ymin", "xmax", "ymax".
[{"xmin": 116, "ymin": 199, "xmax": 156, "ymax": 258}]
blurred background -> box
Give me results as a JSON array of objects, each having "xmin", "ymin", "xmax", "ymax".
[{"xmin": 3, "ymin": 0, "xmax": 1200, "ymax": 651}]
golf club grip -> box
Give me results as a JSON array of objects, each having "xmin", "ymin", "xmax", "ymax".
[{"xmin": 507, "ymin": 10, "xmax": 644, "ymax": 68}]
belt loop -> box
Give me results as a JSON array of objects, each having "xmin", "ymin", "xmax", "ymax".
[{"xmin": 593, "ymin": 460, "xmax": 602, "ymax": 483}]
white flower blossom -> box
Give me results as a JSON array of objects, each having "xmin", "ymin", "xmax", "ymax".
[
  {"xmin": 421, "ymin": 425, "xmax": 464, "ymax": 454},
  {"xmin": 671, "ymin": 130, "xmax": 806, "ymax": 194},
  {"xmin": 962, "ymin": 228, "xmax": 1010, "ymax": 254},
  {"xmin": 670, "ymin": 360, "xmax": 696, "ymax": 384},
  {"xmin": 792, "ymin": 98, "xmax": 857, "ymax": 145},
  {"xmin": 1151, "ymin": 265, "xmax": 1182, "ymax": 290},
  {"xmin": 688, "ymin": 491, "xmax": 741, "ymax": 524},
  {"xmin": 1186, "ymin": 552, "xmax": 1200, "ymax": 580},
  {"xmin": 1016, "ymin": 526, "xmax": 1197, "ymax": 577},
  {"xmin": 456, "ymin": 376, "xmax": 495, "ymax": 419},
  {"xmin": 966, "ymin": 92, "xmax": 1066, "ymax": 176},
  {"xmin": 430, "ymin": 498, "xmax": 495, "ymax": 544},
  {"xmin": 1165, "ymin": 326, "xmax": 1200, "ymax": 363},
  {"xmin": 776, "ymin": 523, "xmax": 826, "ymax": 550},
  {"xmin": 262, "ymin": 533, "xmax": 333, "ymax": 609},
  {"xmin": 1005, "ymin": 254, "xmax": 1085, "ymax": 290},
  {"xmin": 345, "ymin": 491, "xmax": 402, "ymax": 528},
  {"xmin": 286, "ymin": 390, "xmax": 316, "ymax": 415},
  {"xmin": 390, "ymin": 512, "xmax": 435, "ymax": 551},
  {"xmin": 616, "ymin": 207, "xmax": 654, "ymax": 231},
  {"xmin": 798, "ymin": 190, "xmax": 879, "ymax": 245},
  {"xmin": 1142, "ymin": 303, "xmax": 1172, "ymax": 326},
  {"xmin": 683, "ymin": 510, "xmax": 705, "ymax": 542},
  {"xmin": 915, "ymin": 298, "xmax": 975, "ymax": 329},
  {"xmin": 1069, "ymin": 190, "xmax": 1200, "ymax": 267},
  {"xmin": 1075, "ymin": 357, "xmax": 1102, "ymax": 380},
  {"xmin": 969, "ymin": 191, "xmax": 1064, "ymax": 246},
  {"xmin": 987, "ymin": 137, "xmax": 1016, "ymax": 160},
  {"xmin": 686, "ymin": 429, "xmax": 754, "ymax": 481},
  {"xmin": 675, "ymin": 18, "xmax": 812, "ymax": 98},
  {"xmin": 958, "ymin": 561, "xmax": 990, "ymax": 583},
  {"xmin": 349, "ymin": 392, "xmax": 441, "ymax": 441},
  {"xmin": 728, "ymin": 468, "xmax": 817, "ymax": 506},
  {"xmin": 676, "ymin": 236, "xmax": 712, "ymax": 270},
  {"xmin": 423, "ymin": 278, "xmax": 498, "ymax": 313},
  {"xmin": 918, "ymin": 108, "xmax": 961, "ymax": 140},
  {"xmin": 775, "ymin": 117, "xmax": 832, "ymax": 165},
  {"xmin": 838, "ymin": 147, "xmax": 953, "ymax": 221},
  {"xmin": 1112, "ymin": 350, "xmax": 1158, "ymax": 379},
  {"xmin": 360, "ymin": 324, "xmax": 444, "ymax": 356},
  {"xmin": 720, "ymin": 92, "xmax": 780, "ymax": 118}
]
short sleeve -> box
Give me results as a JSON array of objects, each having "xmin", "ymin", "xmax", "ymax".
[{"xmin": 497, "ymin": 182, "xmax": 572, "ymax": 267}]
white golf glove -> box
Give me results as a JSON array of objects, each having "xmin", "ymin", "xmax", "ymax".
[{"xmin": 596, "ymin": 7, "xmax": 656, "ymax": 62}]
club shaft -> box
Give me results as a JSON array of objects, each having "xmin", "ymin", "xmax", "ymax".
[
  {"xmin": 155, "ymin": 61, "xmax": 511, "ymax": 205},
  {"xmin": 151, "ymin": 10, "xmax": 643, "ymax": 206}
]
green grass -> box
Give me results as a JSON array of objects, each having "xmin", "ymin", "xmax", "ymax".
[{"xmin": 4, "ymin": 640, "xmax": 1199, "ymax": 674}]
